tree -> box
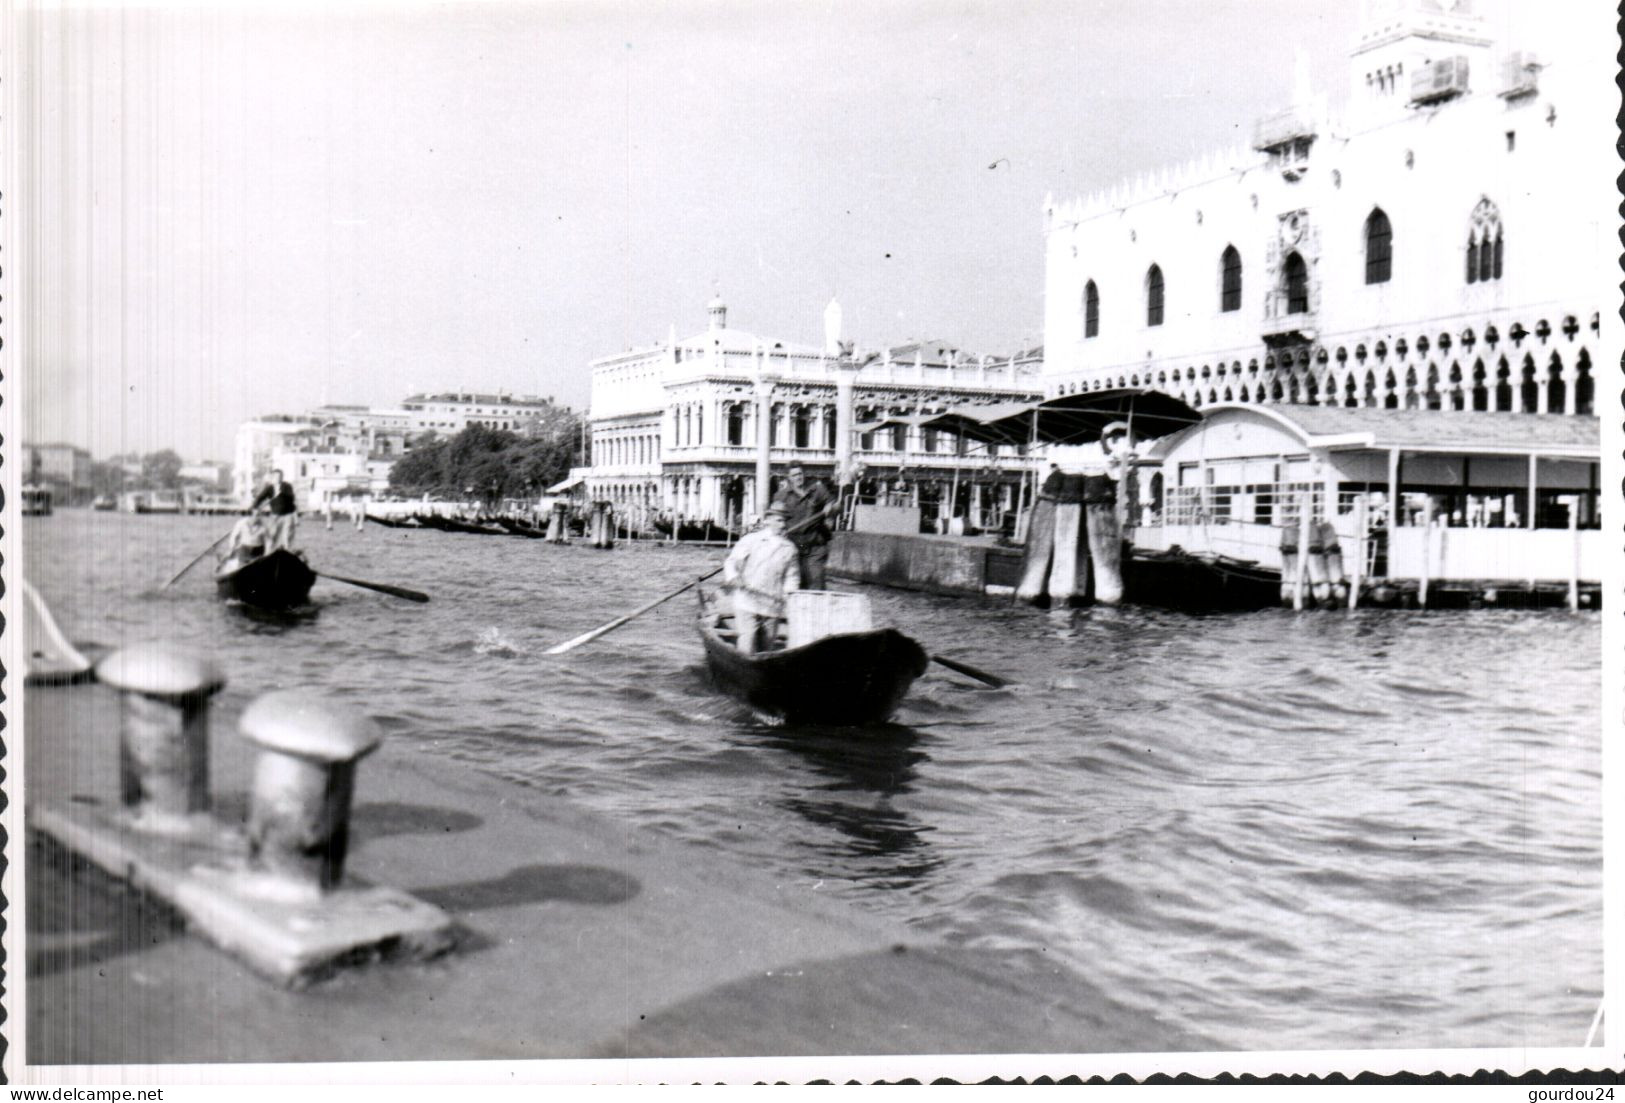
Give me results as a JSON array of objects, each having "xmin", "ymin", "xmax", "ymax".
[
  {"xmin": 386, "ymin": 413, "xmax": 587, "ymax": 501},
  {"xmin": 141, "ymin": 450, "xmax": 184, "ymax": 490}
]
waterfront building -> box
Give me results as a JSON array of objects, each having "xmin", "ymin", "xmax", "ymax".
[
  {"xmin": 587, "ymin": 296, "xmax": 1044, "ymax": 531},
  {"xmin": 232, "ymin": 416, "xmax": 319, "ymax": 501},
  {"xmin": 400, "ymin": 391, "xmax": 566, "ymax": 436},
  {"xmin": 23, "ymin": 442, "xmax": 93, "ymax": 503},
  {"xmin": 1138, "ymin": 403, "xmax": 1599, "ymax": 602},
  {"xmin": 232, "ymin": 393, "xmax": 572, "ymax": 509},
  {"xmin": 1041, "ymin": 0, "xmax": 1608, "ymax": 423}
]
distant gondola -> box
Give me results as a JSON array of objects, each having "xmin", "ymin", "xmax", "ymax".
[
  {"xmin": 697, "ymin": 591, "xmax": 928, "ymax": 726},
  {"xmin": 214, "ymin": 548, "xmax": 316, "ymax": 610}
]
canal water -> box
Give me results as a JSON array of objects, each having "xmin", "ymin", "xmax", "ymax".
[{"xmin": 22, "ymin": 511, "xmax": 1603, "ymax": 1053}]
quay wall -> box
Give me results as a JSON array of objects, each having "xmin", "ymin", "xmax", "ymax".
[
  {"xmin": 24, "ymin": 679, "xmax": 1203, "ymax": 1067},
  {"xmin": 830, "ymin": 531, "xmax": 999, "ymax": 596}
]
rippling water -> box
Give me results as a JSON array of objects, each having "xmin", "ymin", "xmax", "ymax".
[{"xmin": 23, "ymin": 511, "xmax": 1603, "ymax": 1051}]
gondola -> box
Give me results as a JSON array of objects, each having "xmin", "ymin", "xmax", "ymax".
[
  {"xmin": 214, "ymin": 548, "xmax": 317, "ymax": 610},
  {"xmin": 697, "ymin": 591, "xmax": 928, "ymax": 726}
]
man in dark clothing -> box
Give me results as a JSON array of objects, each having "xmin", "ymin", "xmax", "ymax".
[
  {"xmin": 251, "ymin": 468, "xmax": 299, "ymax": 551},
  {"xmin": 771, "ymin": 462, "xmax": 835, "ymax": 590}
]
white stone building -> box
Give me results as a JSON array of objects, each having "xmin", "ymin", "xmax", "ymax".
[
  {"xmin": 400, "ymin": 391, "xmax": 567, "ymax": 436},
  {"xmin": 1041, "ymin": 0, "xmax": 1610, "ymax": 422},
  {"xmin": 587, "ymin": 296, "xmax": 1044, "ymax": 529}
]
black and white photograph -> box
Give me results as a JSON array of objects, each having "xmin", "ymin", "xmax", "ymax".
[{"xmin": 3, "ymin": 0, "xmax": 1618, "ymax": 1087}]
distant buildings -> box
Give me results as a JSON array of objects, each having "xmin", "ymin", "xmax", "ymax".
[
  {"xmin": 1041, "ymin": 0, "xmax": 1605, "ymax": 422},
  {"xmin": 232, "ymin": 392, "xmax": 575, "ymax": 508},
  {"xmin": 586, "ymin": 296, "xmax": 1043, "ymax": 528},
  {"xmin": 22, "ymin": 442, "xmax": 93, "ymax": 501}
]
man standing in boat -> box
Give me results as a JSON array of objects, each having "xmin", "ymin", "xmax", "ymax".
[
  {"xmin": 722, "ymin": 502, "xmax": 801, "ymax": 655},
  {"xmin": 251, "ymin": 468, "xmax": 299, "ymax": 552},
  {"xmin": 772, "ymin": 462, "xmax": 835, "ymax": 590}
]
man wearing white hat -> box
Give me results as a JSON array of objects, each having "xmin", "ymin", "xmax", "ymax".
[{"xmin": 722, "ymin": 502, "xmax": 802, "ymax": 655}]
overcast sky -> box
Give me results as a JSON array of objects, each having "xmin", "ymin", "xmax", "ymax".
[{"xmin": 23, "ymin": 0, "xmax": 1375, "ymax": 462}]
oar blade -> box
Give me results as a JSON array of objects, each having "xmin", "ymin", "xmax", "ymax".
[
  {"xmin": 930, "ymin": 653, "xmax": 1010, "ymax": 688},
  {"xmin": 317, "ymin": 572, "xmax": 430, "ymax": 603}
]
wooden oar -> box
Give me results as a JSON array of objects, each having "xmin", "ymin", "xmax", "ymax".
[
  {"xmin": 546, "ymin": 567, "xmax": 722, "ymax": 655},
  {"xmin": 163, "ymin": 531, "xmax": 233, "ymax": 589},
  {"xmin": 316, "ymin": 571, "xmax": 430, "ymax": 603},
  {"xmin": 929, "ymin": 653, "xmax": 1010, "ymax": 688},
  {"xmin": 545, "ymin": 509, "xmax": 834, "ymax": 656}
]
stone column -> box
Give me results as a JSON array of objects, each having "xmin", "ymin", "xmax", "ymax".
[
  {"xmin": 754, "ymin": 374, "xmax": 776, "ymax": 518},
  {"xmin": 834, "ymin": 353, "xmax": 860, "ymax": 487}
]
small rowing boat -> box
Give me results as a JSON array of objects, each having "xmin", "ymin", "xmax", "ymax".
[
  {"xmin": 697, "ymin": 591, "xmax": 928, "ymax": 726},
  {"xmin": 214, "ymin": 548, "xmax": 317, "ymax": 610}
]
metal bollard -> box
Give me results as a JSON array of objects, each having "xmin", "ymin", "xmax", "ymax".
[
  {"xmin": 238, "ymin": 690, "xmax": 382, "ymax": 898},
  {"xmin": 95, "ymin": 645, "xmax": 225, "ymax": 832}
]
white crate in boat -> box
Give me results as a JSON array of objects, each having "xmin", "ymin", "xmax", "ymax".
[{"xmin": 786, "ymin": 591, "xmax": 873, "ymax": 648}]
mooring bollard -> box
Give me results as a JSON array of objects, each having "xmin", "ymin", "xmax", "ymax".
[
  {"xmin": 547, "ymin": 501, "xmax": 569, "ymax": 543},
  {"xmin": 238, "ymin": 689, "xmax": 382, "ymax": 897},
  {"xmin": 95, "ymin": 645, "xmax": 225, "ymax": 832}
]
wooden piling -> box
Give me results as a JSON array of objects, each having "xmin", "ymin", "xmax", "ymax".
[
  {"xmin": 1568, "ymin": 502, "xmax": 1580, "ymax": 611},
  {"xmin": 1294, "ymin": 491, "xmax": 1312, "ymax": 610},
  {"xmin": 1419, "ymin": 498, "xmax": 1433, "ymax": 608},
  {"xmin": 1348, "ymin": 497, "xmax": 1366, "ymax": 610}
]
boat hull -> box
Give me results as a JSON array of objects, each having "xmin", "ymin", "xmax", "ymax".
[
  {"xmin": 214, "ymin": 549, "xmax": 317, "ymax": 609},
  {"xmin": 699, "ymin": 595, "xmax": 928, "ymax": 725}
]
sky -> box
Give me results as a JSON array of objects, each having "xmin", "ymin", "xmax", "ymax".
[{"xmin": 18, "ymin": 0, "xmax": 1371, "ymax": 463}]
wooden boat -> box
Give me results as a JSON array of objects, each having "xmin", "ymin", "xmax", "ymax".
[
  {"xmin": 697, "ymin": 591, "xmax": 928, "ymax": 726},
  {"xmin": 21, "ymin": 580, "xmax": 93, "ymax": 685},
  {"xmin": 214, "ymin": 548, "xmax": 317, "ymax": 609}
]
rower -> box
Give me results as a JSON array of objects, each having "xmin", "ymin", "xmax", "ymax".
[
  {"xmin": 721, "ymin": 502, "xmax": 800, "ymax": 655},
  {"xmin": 219, "ymin": 513, "xmax": 268, "ymax": 572}
]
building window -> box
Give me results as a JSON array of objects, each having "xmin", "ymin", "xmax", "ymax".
[
  {"xmin": 793, "ymin": 408, "xmax": 810, "ymax": 448},
  {"xmin": 1466, "ymin": 198, "xmax": 1504, "ymax": 284},
  {"xmin": 1084, "ymin": 280, "xmax": 1099, "ymax": 338},
  {"xmin": 1283, "ymin": 252, "xmax": 1309, "ymax": 314},
  {"xmin": 726, "ymin": 404, "xmax": 744, "ymax": 445},
  {"xmin": 1364, "ymin": 208, "xmax": 1392, "ymax": 284},
  {"xmin": 1146, "ymin": 264, "xmax": 1164, "ymax": 327},
  {"xmin": 1220, "ymin": 246, "xmax": 1242, "ymax": 312}
]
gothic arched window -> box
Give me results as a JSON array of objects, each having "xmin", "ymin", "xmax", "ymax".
[
  {"xmin": 1283, "ymin": 252, "xmax": 1309, "ymax": 314},
  {"xmin": 1084, "ymin": 280, "xmax": 1100, "ymax": 338},
  {"xmin": 1146, "ymin": 264, "xmax": 1165, "ymax": 327},
  {"xmin": 1466, "ymin": 198, "xmax": 1504, "ymax": 284},
  {"xmin": 1364, "ymin": 208, "xmax": 1392, "ymax": 284},
  {"xmin": 1220, "ymin": 246, "xmax": 1242, "ymax": 313}
]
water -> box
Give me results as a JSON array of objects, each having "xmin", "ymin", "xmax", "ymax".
[{"xmin": 22, "ymin": 511, "xmax": 1603, "ymax": 1052}]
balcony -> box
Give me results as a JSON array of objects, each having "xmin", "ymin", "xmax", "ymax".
[{"xmin": 1261, "ymin": 289, "xmax": 1316, "ymax": 347}]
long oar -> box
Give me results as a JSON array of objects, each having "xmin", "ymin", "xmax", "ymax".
[
  {"xmin": 316, "ymin": 571, "xmax": 430, "ymax": 603},
  {"xmin": 544, "ymin": 508, "xmax": 834, "ymax": 656},
  {"xmin": 163, "ymin": 531, "xmax": 233, "ymax": 589},
  {"xmin": 546, "ymin": 567, "xmax": 722, "ymax": 655},
  {"xmin": 929, "ymin": 653, "xmax": 1010, "ymax": 688}
]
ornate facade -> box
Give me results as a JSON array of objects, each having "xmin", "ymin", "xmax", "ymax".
[
  {"xmin": 1041, "ymin": 0, "xmax": 1609, "ymax": 423},
  {"xmin": 587, "ymin": 297, "xmax": 1043, "ymax": 529}
]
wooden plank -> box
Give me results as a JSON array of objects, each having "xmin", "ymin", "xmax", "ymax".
[{"xmin": 31, "ymin": 801, "xmax": 457, "ymax": 988}]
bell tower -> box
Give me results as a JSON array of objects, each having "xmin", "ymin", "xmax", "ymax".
[{"xmin": 1348, "ymin": 0, "xmax": 1493, "ymax": 124}]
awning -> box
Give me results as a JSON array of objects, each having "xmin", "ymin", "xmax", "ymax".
[
  {"xmin": 547, "ymin": 475, "xmax": 586, "ymax": 493},
  {"xmin": 927, "ymin": 388, "xmax": 1202, "ymax": 446}
]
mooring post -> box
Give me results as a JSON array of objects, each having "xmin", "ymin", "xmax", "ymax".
[
  {"xmin": 1294, "ymin": 491, "xmax": 1312, "ymax": 610},
  {"xmin": 1568, "ymin": 501, "xmax": 1580, "ymax": 611},
  {"xmin": 95, "ymin": 646, "xmax": 225, "ymax": 832},
  {"xmin": 1419, "ymin": 497, "xmax": 1433, "ymax": 608},
  {"xmin": 1348, "ymin": 497, "xmax": 1367, "ymax": 610},
  {"xmin": 238, "ymin": 690, "xmax": 383, "ymax": 897}
]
